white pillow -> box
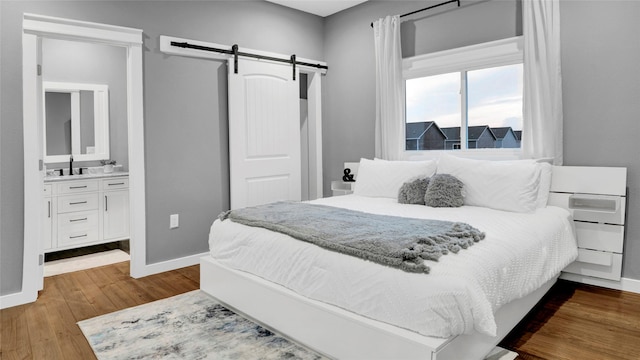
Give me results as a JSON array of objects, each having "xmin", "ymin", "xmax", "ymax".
[
  {"xmin": 499, "ymin": 159, "xmax": 552, "ymax": 208},
  {"xmin": 353, "ymin": 158, "xmax": 437, "ymax": 198},
  {"xmin": 436, "ymin": 154, "xmax": 541, "ymax": 213},
  {"xmin": 536, "ymin": 162, "xmax": 552, "ymax": 208}
]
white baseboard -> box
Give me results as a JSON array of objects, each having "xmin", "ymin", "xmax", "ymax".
[
  {"xmin": 1, "ymin": 252, "xmax": 208, "ymax": 309},
  {"xmin": 560, "ymin": 272, "xmax": 640, "ymax": 294},
  {"xmin": 130, "ymin": 251, "xmax": 209, "ymax": 279},
  {"xmin": 621, "ymin": 277, "xmax": 640, "ymax": 294}
]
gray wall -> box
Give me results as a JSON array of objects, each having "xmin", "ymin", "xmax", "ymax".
[
  {"xmin": 0, "ymin": 1, "xmax": 323, "ymax": 295},
  {"xmin": 3, "ymin": 0, "xmax": 639, "ymax": 298},
  {"xmin": 42, "ymin": 38, "xmax": 128, "ymax": 170},
  {"xmin": 560, "ymin": 0, "xmax": 640, "ymax": 280},
  {"xmin": 323, "ymin": 0, "xmax": 640, "ymax": 280},
  {"xmin": 322, "ymin": 0, "xmax": 520, "ymax": 195}
]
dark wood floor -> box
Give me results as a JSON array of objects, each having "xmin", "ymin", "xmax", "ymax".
[
  {"xmin": 500, "ymin": 279, "xmax": 640, "ymax": 359},
  {"xmin": 0, "ymin": 262, "xmax": 199, "ymax": 360},
  {"xmin": 1, "ymin": 262, "xmax": 639, "ymax": 359}
]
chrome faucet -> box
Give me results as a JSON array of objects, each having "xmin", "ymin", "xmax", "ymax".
[{"xmin": 69, "ymin": 155, "xmax": 74, "ymax": 176}]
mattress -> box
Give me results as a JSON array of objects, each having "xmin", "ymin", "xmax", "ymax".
[{"xmin": 208, "ymin": 195, "xmax": 578, "ymax": 338}]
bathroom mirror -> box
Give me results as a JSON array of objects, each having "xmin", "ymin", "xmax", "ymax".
[{"xmin": 43, "ymin": 82, "xmax": 110, "ymax": 163}]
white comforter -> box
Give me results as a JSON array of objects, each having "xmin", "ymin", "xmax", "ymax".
[{"xmin": 208, "ymin": 195, "xmax": 578, "ymax": 338}]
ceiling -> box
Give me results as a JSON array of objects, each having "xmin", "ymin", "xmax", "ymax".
[{"xmin": 264, "ymin": 0, "xmax": 369, "ymax": 17}]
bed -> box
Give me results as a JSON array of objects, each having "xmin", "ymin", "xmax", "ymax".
[{"xmin": 201, "ymin": 155, "xmax": 581, "ymax": 359}]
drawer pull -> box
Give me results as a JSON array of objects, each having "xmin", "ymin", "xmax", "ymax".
[
  {"xmin": 105, "ymin": 196, "xmax": 108, "ymax": 212},
  {"xmin": 69, "ymin": 185, "xmax": 88, "ymax": 189},
  {"xmin": 69, "ymin": 234, "xmax": 87, "ymax": 239},
  {"xmin": 70, "ymin": 217, "xmax": 88, "ymax": 222},
  {"xmin": 108, "ymin": 182, "xmax": 125, "ymax": 186},
  {"xmin": 69, "ymin": 201, "xmax": 88, "ymax": 205},
  {"xmin": 48, "ymin": 200, "xmax": 51, "ymax": 218}
]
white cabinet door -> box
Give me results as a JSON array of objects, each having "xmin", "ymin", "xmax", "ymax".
[
  {"xmin": 103, "ymin": 190, "xmax": 129, "ymax": 241},
  {"xmin": 43, "ymin": 197, "xmax": 53, "ymax": 251},
  {"xmin": 228, "ymin": 58, "xmax": 301, "ymax": 209}
]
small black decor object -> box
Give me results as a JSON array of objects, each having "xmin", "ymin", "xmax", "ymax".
[{"xmin": 342, "ymin": 168, "xmax": 355, "ymax": 182}]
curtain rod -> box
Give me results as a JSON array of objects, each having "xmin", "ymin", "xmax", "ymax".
[
  {"xmin": 170, "ymin": 41, "xmax": 328, "ymax": 79},
  {"xmin": 370, "ymin": 0, "xmax": 460, "ymax": 27}
]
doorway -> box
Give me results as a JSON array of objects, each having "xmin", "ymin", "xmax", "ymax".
[
  {"xmin": 40, "ymin": 37, "xmax": 131, "ymax": 276},
  {"xmin": 20, "ymin": 14, "xmax": 147, "ymax": 305},
  {"xmin": 299, "ymin": 72, "xmax": 323, "ymax": 201}
]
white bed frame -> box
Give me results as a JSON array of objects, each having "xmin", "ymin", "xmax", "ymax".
[
  {"xmin": 200, "ymin": 165, "xmax": 627, "ymax": 360},
  {"xmin": 201, "ymin": 256, "xmax": 555, "ymax": 360}
]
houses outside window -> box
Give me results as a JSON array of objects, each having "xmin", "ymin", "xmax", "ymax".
[{"xmin": 403, "ymin": 37, "xmax": 523, "ymax": 155}]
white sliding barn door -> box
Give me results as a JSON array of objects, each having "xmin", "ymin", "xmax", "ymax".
[{"xmin": 228, "ymin": 58, "xmax": 301, "ymax": 209}]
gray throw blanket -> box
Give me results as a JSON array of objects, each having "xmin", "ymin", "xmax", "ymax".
[{"xmin": 219, "ymin": 202, "xmax": 485, "ymax": 274}]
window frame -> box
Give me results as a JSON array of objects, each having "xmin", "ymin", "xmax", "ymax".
[{"xmin": 402, "ymin": 36, "xmax": 524, "ymax": 161}]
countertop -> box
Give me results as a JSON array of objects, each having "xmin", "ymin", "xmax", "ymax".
[{"xmin": 44, "ymin": 171, "xmax": 129, "ymax": 183}]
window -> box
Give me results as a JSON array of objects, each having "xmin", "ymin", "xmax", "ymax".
[{"xmin": 403, "ymin": 37, "xmax": 524, "ymax": 153}]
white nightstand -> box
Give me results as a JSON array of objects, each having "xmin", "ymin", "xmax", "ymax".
[
  {"xmin": 330, "ymin": 181, "xmax": 355, "ymax": 196},
  {"xmin": 548, "ymin": 166, "xmax": 627, "ymax": 283},
  {"xmin": 331, "ymin": 161, "xmax": 359, "ymax": 196}
]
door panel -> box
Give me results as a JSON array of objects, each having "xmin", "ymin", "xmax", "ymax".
[
  {"xmin": 229, "ymin": 59, "xmax": 300, "ymax": 209},
  {"xmin": 103, "ymin": 190, "xmax": 130, "ymax": 240}
]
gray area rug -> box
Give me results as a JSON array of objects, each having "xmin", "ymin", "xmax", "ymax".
[
  {"xmin": 78, "ymin": 290, "xmax": 325, "ymax": 359},
  {"xmin": 78, "ymin": 290, "xmax": 518, "ymax": 360}
]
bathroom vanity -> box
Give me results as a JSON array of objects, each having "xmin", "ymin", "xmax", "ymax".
[{"xmin": 43, "ymin": 173, "xmax": 129, "ymax": 253}]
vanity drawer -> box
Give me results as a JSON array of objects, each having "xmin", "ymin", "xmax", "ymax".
[
  {"xmin": 57, "ymin": 180, "xmax": 99, "ymax": 194},
  {"xmin": 43, "ymin": 184, "xmax": 52, "ymax": 195},
  {"xmin": 58, "ymin": 210, "xmax": 100, "ymax": 247},
  {"xmin": 102, "ymin": 177, "xmax": 128, "ymax": 190},
  {"xmin": 58, "ymin": 193, "xmax": 99, "ymax": 213}
]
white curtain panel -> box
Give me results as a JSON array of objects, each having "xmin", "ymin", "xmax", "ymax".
[
  {"xmin": 373, "ymin": 15, "xmax": 404, "ymax": 161},
  {"xmin": 522, "ymin": 0, "xmax": 564, "ymax": 165}
]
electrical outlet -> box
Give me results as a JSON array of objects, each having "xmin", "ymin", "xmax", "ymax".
[{"xmin": 170, "ymin": 214, "xmax": 179, "ymax": 229}]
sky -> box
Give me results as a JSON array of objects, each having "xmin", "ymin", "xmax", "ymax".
[{"xmin": 406, "ymin": 63, "xmax": 523, "ymax": 131}]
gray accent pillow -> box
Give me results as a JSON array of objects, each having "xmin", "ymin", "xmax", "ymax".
[
  {"xmin": 425, "ymin": 174, "xmax": 464, "ymax": 208},
  {"xmin": 398, "ymin": 177, "xmax": 430, "ymax": 205}
]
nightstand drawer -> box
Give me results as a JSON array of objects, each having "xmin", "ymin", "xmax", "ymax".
[
  {"xmin": 548, "ymin": 193, "xmax": 625, "ymax": 225},
  {"xmin": 563, "ymin": 249, "xmax": 622, "ymax": 281},
  {"xmin": 331, "ymin": 181, "xmax": 355, "ymax": 196},
  {"xmin": 570, "ymin": 194, "xmax": 625, "ymax": 225},
  {"xmin": 577, "ymin": 248, "xmax": 612, "ymax": 266},
  {"xmin": 574, "ymin": 222, "xmax": 624, "ymax": 253},
  {"xmin": 57, "ymin": 180, "xmax": 99, "ymax": 194},
  {"xmin": 58, "ymin": 193, "xmax": 99, "ymax": 213},
  {"xmin": 57, "ymin": 210, "xmax": 100, "ymax": 246}
]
